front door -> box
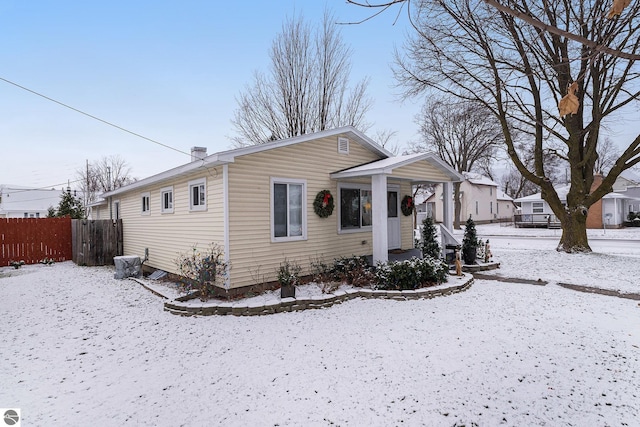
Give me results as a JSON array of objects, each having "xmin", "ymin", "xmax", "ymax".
[{"xmin": 387, "ymin": 190, "xmax": 401, "ymax": 249}]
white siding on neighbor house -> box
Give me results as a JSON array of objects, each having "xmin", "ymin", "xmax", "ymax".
[
  {"xmin": 519, "ymin": 200, "xmax": 553, "ymax": 215},
  {"xmin": 116, "ymin": 168, "xmax": 224, "ymax": 275},
  {"xmin": 226, "ymin": 134, "xmax": 385, "ymax": 289},
  {"xmin": 429, "ymin": 180, "xmax": 499, "ymax": 224},
  {"xmin": 602, "ymin": 198, "xmax": 624, "ymax": 226}
]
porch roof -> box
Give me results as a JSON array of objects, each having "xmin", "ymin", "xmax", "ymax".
[{"xmin": 329, "ymin": 153, "xmax": 464, "ymax": 183}]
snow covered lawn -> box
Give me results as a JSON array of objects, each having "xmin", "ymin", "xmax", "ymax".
[{"xmin": 1, "ymin": 257, "xmax": 638, "ymax": 426}]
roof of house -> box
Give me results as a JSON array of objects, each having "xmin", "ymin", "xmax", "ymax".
[
  {"xmin": 0, "ymin": 185, "xmax": 62, "ymax": 213},
  {"xmin": 330, "ymin": 152, "xmax": 464, "ymax": 182},
  {"xmin": 463, "ymin": 172, "xmax": 498, "ymax": 187},
  {"xmin": 496, "ymin": 190, "xmax": 514, "ymax": 201},
  {"xmin": 515, "ymin": 184, "xmax": 637, "ymax": 203},
  {"xmin": 618, "ymin": 169, "xmax": 640, "ymax": 185},
  {"xmin": 102, "ymin": 127, "xmax": 393, "ymax": 198}
]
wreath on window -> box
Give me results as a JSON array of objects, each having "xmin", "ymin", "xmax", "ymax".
[
  {"xmin": 313, "ymin": 190, "xmax": 334, "ymax": 218},
  {"xmin": 401, "ymin": 195, "xmax": 415, "ymax": 216}
]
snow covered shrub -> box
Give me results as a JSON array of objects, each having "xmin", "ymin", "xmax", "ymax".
[
  {"xmin": 332, "ymin": 255, "xmax": 374, "ymax": 287},
  {"xmin": 10, "ymin": 260, "xmax": 25, "ymax": 269},
  {"xmin": 175, "ymin": 243, "xmax": 228, "ymax": 300},
  {"xmin": 277, "ymin": 259, "xmax": 302, "ymax": 288},
  {"xmin": 375, "ymin": 256, "xmax": 448, "ymax": 290},
  {"xmin": 309, "ymin": 256, "xmax": 340, "ymax": 293}
]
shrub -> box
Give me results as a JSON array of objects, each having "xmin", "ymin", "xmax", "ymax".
[
  {"xmin": 375, "ymin": 256, "xmax": 448, "ymax": 290},
  {"xmin": 462, "ymin": 216, "xmax": 479, "ymax": 264},
  {"xmin": 175, "ymin": 243, "xmax": 228, "ymax": 301},
  {"xmin": 309, "ymin": 256, "xmax": 341, "ymax": 293},
  {"xmin": 421, "ymin": 215, "xmax": 441, "ymax": 259},
  {"xmin": 277, "ymin": 259, "xmax": 302, "ymax": 287},
  {"xmin": 332, "ymin": 255, "xmax": 374, "ymax": 287},
  {"xmin": 10, "ymin": 260, "xmax": 25, "ymax": 269}
]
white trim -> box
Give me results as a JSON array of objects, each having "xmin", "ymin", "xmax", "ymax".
[
  {"xmin": 160, "ymin": 186, "xmax": 174, "ymax": 214},
  {"xmin": 188, "ymin": 178, "xmax": 207, "ymax": 212},
  {"xmin": 270, "ymin": 177, "xmax": 308, "ymax": 243},
  {"xmin": 223, "ymin": 164, "xmax": 230, "ymax": 288},
  {"xmin": 113, "ymin": 199, "xmax": 120, "ymax": 220},
  {"xmin": 337, "ymin": 182, "xmax": 373, "ymax": 234},
  {"xmin": 141, "ymin": 192, "xmax": 151, "ymax": 215}
]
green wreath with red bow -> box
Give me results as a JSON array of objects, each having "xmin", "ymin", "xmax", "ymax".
[
  {"xmin": 401, "ymin": 195, "xmax": 415, "ymax": 216},
  {"xmin": 313, "ymin": 190, "xmax": 334, "ymax": 218}
]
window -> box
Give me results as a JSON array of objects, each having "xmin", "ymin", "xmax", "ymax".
[
  {"xmin": 475, "ymin": 201, "xmax": 479, "ymax": 215},
  {"xmin": 161, "ymin": 186, "xmax": 174, "ymax": 214},
  {"xmin": 339, "ymin": 185, "xmax": 372, "ymax": 231},
  {"xmin": 532, "ymin": 202, "xmax": 544, "ymax": 213},
  {"xmin": 141, "ymin": 192, "xmax": 150, "ymax": 214},
  {"xmin": 490, "ymin": 201, "xmax": 493, "ymax": 214},
  {"xmin": 35, "ymin": 212, "xmax": 40, "ymax": 218},
  {"xmin": 271, "ymin": 178, "xmax": 306, "ymax": 241},
  {"xmin": 189, "ymin": 178, "xmax": 206, "ymax": 211},
  {"xmin": 24, "ymin": 212, "xmax": 28, "ymax": 218},
  {"xmin": 497, "ymin": 202, "xmax": 499, "ymax": 215},
  {"xmin": 490, "ymin": 187, "xmax": 493, "ymax": 196}
]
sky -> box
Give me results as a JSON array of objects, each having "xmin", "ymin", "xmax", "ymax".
[
  {"xmin": 1, "ymin": 1, "xmax": 639, "ymax": 190},
  {"xmin": 1, "ymin": 0, "xmax": 419, "ymax": 189}
]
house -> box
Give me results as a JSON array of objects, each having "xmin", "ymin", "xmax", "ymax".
[
  {"xmin": 424, "ymin": 172, "xmax": 512, "ymax": 225},
  {"xmin": 0, "ymin": 185, "xmax": 63, "ymax": 218},
  {"xmin": 514, "ymin": 174, "xmax": 639, "ymax": 228},
  {"xmin": 100, "ymin": 127, "xmax": 463, "ymax": 295}
]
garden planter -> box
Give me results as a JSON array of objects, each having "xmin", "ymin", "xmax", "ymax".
[
  {"xmin": 281, "ymin": 284, "xmax": 296, "ymax": 298},
  {"xmin": 463, "ymin": 247, "xmax": 477, "ymax": 265}
]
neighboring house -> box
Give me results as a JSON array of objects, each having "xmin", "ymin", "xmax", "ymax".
[
  {"xmin": 425, "ymin": 172, "xmax": 509, "ymax": 225},
  {"xmin": 100, "ymin": 127, "xmax": 463, "ymax": 295},
  {"xmin": 0, "ymin": 185, "xmax": 63, "ymax": 218},
  {"xmin": 514, "ymin": 174, "xmax": 639, "ymax": 228},
  {"xmin": 86, "ymin": 198, "xmax": 108, "ymax": 220},
  {"xmin": 612, "ymin": 169, "xmax": 640, "ymax": 193}
]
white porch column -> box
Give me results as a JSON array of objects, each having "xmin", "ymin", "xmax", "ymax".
[
  {"xmin": 442, "ymin": 181, "xmax": 453, "ymax": 231},
  {"xmin": 372, "ymin": 174, "xmax": 388, "ymax": 264}
]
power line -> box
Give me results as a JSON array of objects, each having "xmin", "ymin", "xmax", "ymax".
[{"xmin": 0, "ymin": 76, "xmax": 192, "ymax": 157}]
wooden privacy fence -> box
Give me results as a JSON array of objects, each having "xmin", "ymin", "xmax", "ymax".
[
  {"xmin": 72, "ymin": 219, "xmax": 123, "ymax": 266},
  {"xmin": 0, "ymin": 217, "xmax": 72, "ymax": 266}
]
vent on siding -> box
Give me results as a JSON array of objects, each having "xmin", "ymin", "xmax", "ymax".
[{"xmin": 338, "ymin": 137, "xmax": 349, "ymax": 154}]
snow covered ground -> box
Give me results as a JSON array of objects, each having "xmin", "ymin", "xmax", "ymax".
[{"xmin": 1, "ymin": 228, "xmax": 639, "ymax": 426}]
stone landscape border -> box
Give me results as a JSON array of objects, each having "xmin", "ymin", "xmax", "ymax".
[{"xmin": 162, "ymin": 274, "xmax": 474, "ymax": 316}]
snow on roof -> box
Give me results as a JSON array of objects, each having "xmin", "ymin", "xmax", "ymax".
[
  {"xmin": 462, "ymin": 172, "xmax": 498, "ymax": 187},
  {"xmin": 0, "ymin": 185, "xmax": 62, "ymax": 212},
  {"xmin": 496, "ymin": 190, "xmax": 514, "ymax": 201},
  {"xmin": 619, "ymin": 169, "xmax": 640, "ymax": 184},
  {"xmin": 103, "ymin": 127, "xmax": 392, "ymax": 198}
]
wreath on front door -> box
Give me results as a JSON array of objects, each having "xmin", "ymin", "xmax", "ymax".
[
  {"xmin": 401, "ymin": 195, "xmax": 415, "ymax": 216},
  {"xmin": 313, "ymin": 190, "xmax": 334, "ymax": 218}
]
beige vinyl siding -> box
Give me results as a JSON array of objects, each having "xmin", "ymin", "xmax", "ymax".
[
  {"xmin": 227, "ymin": 134, "xmax": 381, "ymax": 289},
  {"xmin": 397, "ymin": 180, "xmax": 415, "ymax": 250},
  {"xmin": 117, "ymin": 168, "xmax": 224, "ymax": 275},
  {"xmin": 391, "ymin": 161, "xmax": 452, "ymax": 182}
]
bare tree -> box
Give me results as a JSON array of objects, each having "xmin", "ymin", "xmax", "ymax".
[
  {"xmin": 372, "ymin": 128, "xmax": 400, "ymax": 154},
  {"xmin": 76, "ymin": 155, "xmax": 135, "ymax": 205},
  {"xmin": 595, "ymin": 137, "xmax": 621, "ymax": 175},
  {"xmin": 348, "ymin": 0, "xmax": 640, "ymax": 252},
  {"xmin": 232, "ymin": 11, "xmax": 372, "ymax": 146},
  {"xmin": 410, "ymin": 97, "xmax": 503, "ymax": 228}
]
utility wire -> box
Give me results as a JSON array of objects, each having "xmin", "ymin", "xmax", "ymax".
[{"xmin": 0, "ymin": 76, "xmax": 192, "ymax": 157}]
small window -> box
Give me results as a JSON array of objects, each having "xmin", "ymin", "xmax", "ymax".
[
  {"xmin": 161, "ymin": 187, "xmax": 174, "ymax": 214},
  {"xmin": 532, "ymin": 202, "xmax": 544, "ymax": 214},
  {"xmin": 271, "ymin": 178, "xmax": 307, "ymax": 241},
  {"xmin": 490, "ymin": 201, "xmax": 493, "ymax": 214},
  {"xmin": 141, "ymin": 192, "xmax": 150, "ymax": 215},
  {"xmin": 189, "ymin": 178, "xmax": 206, "ymax": 211},
  {"xmin": 490, "ymin": 187, "xmax": 493, "ymax": 196},
  {"xmin": 338, "ymin": 137, "xmax": 349, "ymax": 154},
  {"xmin": 339, "ymin": 185, "xmax": 372, "ymax": 230},
  {"xmin": 24, "ymin": 212, "xmax": 28, "ymax": 218},
  {"xmin": 36, "ymin": 212, "xmax": 40, "ymax": 218},
  {"xmin": 475, "ymin": 201, "xmax": 479, "ymax": 215}
]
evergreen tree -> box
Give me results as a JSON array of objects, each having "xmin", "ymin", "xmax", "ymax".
[
  {"xmin": 420, "ymin": 216, "xmax": 441, "ymax": 259},
  {"xmin": 46, "ymin": 206, "xmax": 56, "ymax": 218},
  {"xmin": 462, "ymin": 216, "xmax": 478, "ymax": 264},
  {"xmin": 55, "ymin": 191, "xmax": 85, "ymax": 219}
]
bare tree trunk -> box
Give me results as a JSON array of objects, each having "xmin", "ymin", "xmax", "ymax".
[
  {"xmin": 453, "ymin": 182, "xmax": 462, "ymax": 230},
  {"xmin": 558, "ymin": 210, "xmax": 591, "ymax": 253}
]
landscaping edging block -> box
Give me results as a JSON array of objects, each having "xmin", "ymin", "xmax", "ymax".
[{"xmin": 163, "ymin": 273, "xmax": 474, "ymax": 317}]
